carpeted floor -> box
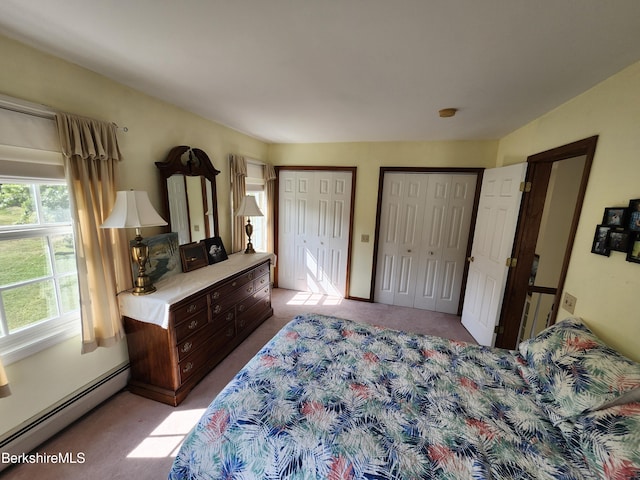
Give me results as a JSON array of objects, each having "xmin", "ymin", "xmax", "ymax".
[{"xmin": 1, "ymin": 288, "xmax": 475, "ymax": 480}]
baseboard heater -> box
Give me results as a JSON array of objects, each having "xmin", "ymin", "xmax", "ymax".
[{"xmin": 0, "ymin": 363, "xmax": 129, "ymax": 473}]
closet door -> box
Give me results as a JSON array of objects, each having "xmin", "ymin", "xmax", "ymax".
[
  {"xmin": 278, "ymin": 170, "xmax": 352, "ymax": 296},
  {"xmin": 375, "ymin": 173, "xmax": 428, "ymax": 307},
  {"xmin": 375, "ymin": 172, "xmax": 476, "ymax": 314},
  {"xmin": 414, "ymin": 174, "xmax": 476, "ymax": 313}
]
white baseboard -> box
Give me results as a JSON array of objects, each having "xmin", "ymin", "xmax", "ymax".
[{"xmin": 0, "ymin": 364, "xmax": 129, "ymax": 473}]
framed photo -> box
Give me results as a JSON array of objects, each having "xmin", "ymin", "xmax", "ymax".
[
  {"xmin": 627, "ymin": 232, "xmax": 640, "ymax": 264},
  {"xmin": 591, "ymin": 224, "xmax": 611, "ymax": 256},
  {"xmin": 202, "ymin": 236, "xmax": 228, "ymax": 264},
  {"xmin": 130, "ymin": 232, "xmax": 181, "ymax": 285},
  {"xmin": 602, "ymin": 207, "xmax": 627, "ymax": 227},
  {"xmin": 608, "ymin": 230, "xmax": 630, "ymax": 252},
  {"xmin": 628, "ymin": 199, "xmax": 640, "ymax": 231},
  {"xmin": 179, "ymin": 242, "xmax": 209, "ymax": 272},
  {"xmin": 528, "ymin": 253, "xmax": 540, "ymax": 287}
]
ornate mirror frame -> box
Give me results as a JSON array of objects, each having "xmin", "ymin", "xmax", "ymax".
[{"xmin": 156, "ymin": 146, "xmax": 220, "ymax": 244}]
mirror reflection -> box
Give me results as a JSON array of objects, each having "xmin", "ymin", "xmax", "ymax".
[{"xmin": 156, "ymin": 146, "xmax": 220, "ymax": 245}]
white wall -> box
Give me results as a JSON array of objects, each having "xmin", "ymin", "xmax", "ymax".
[
  {"xmin": 497, "ymin": 60, "xmax": 640, "ymax": 361},
  {"xmin": 0, "ymin": 34, "xmax": 268, "ymax": 436}
]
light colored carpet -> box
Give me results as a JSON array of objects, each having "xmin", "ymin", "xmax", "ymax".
[{"xmin": 2, "ymin": 288, "xmax": 475, "ymax": 479}]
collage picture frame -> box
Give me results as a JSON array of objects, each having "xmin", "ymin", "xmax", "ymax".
[{"xmin": 591, "ymin": 198, "xmax": 640, "ymax": 263}]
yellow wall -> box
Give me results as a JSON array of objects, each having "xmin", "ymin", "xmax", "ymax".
[
  {"xmin": 268, "ymin": 141, "xmax": 498, "ymax": 298},
  {"xmin": 497, "ymin": 60, "xmax": 640, "ymax": 362},
  {"xmin": 0, "ymin": 34, "xmax": 268, "ymax": 435}
]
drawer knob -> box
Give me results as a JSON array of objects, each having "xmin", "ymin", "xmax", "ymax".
[
  {"xmin": 246, "ymin": 286, "xmax": 253, "ymax": 293},
  {"xmin": 182, "ymin": 362, "xmax": 193, "ymax": 373},
  {"xmin": 226, "ymin": 327, "xmax": 234, "ymax": 337},
  {"xmin": 232, "ymin": 281, "xmax": 237, "ymax": 287},
  {"xmin": 213, "ymin": 305, "xmax": 222, "ymax": 314},
  {"xmin": 188, "ymin": 319, "xmax": 198, "ymax": 330},
  {"xmin": 181, "ymin": 341, "xmax": 193, "ymax": 353},
  {"xmin": 187, "ymin": 304, "xmax": 197, "ymax": 313},
  {"xmin": 239, "ymin": 319, "xmax": 246, "ymax": 328},
  {"xmin": 248, "ymin": 273, "xmax": 254, "ymax": 280},
  {"xmin": 238, "ymin": 305, "xmax": 245, "ymax": 313},
  {"xmin": 226, "ymin": 312, "xmax": 234, "ymax": 321},
  {"xmin": 212, "ymin": 291, "xmax": 220, "ymax": 299}
]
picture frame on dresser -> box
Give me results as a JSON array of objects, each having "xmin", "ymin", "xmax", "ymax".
[
  {"xmin": 130, "ymin": 232, "xmax": 181, "ymax": 284},
  {"xmin": 180, "ymin": 242, "xmax": 209, "ymax": 272},
  {"xmin": 203, "ymin": 236, "xmax": 228, "ymax": 264}
]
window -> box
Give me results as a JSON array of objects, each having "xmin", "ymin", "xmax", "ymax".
[
  {"xmin": 0, "ymin": 180, "xmax": 80, "ymax": 363},
  {"xmin": 245, "ymin": 162, "xmax": 267, "ymax": 253}
]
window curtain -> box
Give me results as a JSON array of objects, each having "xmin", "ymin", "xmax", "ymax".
[
  {"xmin": 55, "ymin": 113, "xmax": 131, "ymax": 354},
  {"xmin": 265, "ymin": 164, "xmax": 276, "ymax": 253},
  {"xmin": 230, "ymin": 154, "xmax": 247, "ymax": 253},
  {"xmin": 0, "ymin": 357, "xmax": 10, "ymax": 398}
]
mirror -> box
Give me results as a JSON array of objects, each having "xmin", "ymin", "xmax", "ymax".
[{"xmin": 156, "ymin": 146, "xmax": 220, "ymax": 244}]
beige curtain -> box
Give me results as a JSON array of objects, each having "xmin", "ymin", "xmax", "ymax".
[
  {"xmin": 56, "ymin": 113, "xmax": 131, "ymax": 354},
  {"xmin": 230, "ymin": 154, "xmax": 247, "ymax": 253},
  {"xmin": 265, "ymin": 164, "xmax": 276, "ymax": 253},
  {"xmin": 0, "ymin": 357, "xmax": 10, "ymax": 398}
]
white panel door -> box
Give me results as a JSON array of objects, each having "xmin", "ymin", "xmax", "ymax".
[
  {"xmin": 375, "ymin": 173, "xmax": 428, "ymax": 307},
  {"xmin": 278, "ymin": 170, "xmax": 352, "ymax": 296},
  {"xmin": 414, "ymin": 174, "xmax": 476, "ymax": 314},
  {"xmin": 461, "ymin": 163, "xmax": 528, "ymax": 346}
]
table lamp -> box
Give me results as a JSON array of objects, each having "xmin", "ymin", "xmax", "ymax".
[
  {"xmin": 101, "ymin": 190, "xmax": 168, "ymax": 295},
  {"xmin": 235, "ymin": 195, "xmax": 263, "ymax": 253}
]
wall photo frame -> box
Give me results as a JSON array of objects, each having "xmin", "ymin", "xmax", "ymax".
[
  {"xmin": 627, "ymin": 232, "xmax": 640, "ymax": 264},
  {"xmin": 202, "ymin": 236, "xmax": 228, "ymax": 264},
  {"xmin": 591, "ymin": 225, "xmax": 611, "ymax": 256},
  {"xmin": 602, "ymin": 207, "xmax": 627, "ymax": 227},
  {"xmin": 609, "ymin": 230, "xmax": 630, "ymax": 252},
  {"xmin": 628, "ymin": 199, "xmax": 640, "ymax": 232},
  {"xmin": 179, "ymin": 242, "xmax": 209, "ymax": 272}
]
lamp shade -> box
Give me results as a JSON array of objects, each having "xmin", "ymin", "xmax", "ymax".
[
  {"xmin": 235, "ymin": 195, "xmax": 263, "ymax": 217},
  {"xmin": 101, "ymin": 190, "xmax": 167, "ymax": 229}
]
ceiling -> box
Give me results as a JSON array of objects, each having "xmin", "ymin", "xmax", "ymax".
[{"xmin": 2, "ymin": 1, "xmax": 640, "ymax": 144}]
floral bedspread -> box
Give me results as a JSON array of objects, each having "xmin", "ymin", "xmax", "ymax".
[{"xmin": 169, "ymin": 313, "xmax": 594, "ymax": 479}]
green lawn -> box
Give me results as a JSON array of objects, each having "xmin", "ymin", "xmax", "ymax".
[{"xmin": 0, "ymin": 208, "xmax": 79, "ymax": 332}]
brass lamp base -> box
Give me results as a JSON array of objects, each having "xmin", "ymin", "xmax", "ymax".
[
  {"xmin": 131, "ymin": 229, "xmax": 157, "ymax": 295},
  {"xmin": 132, "ymin": 275, "xmax": 157, "ymax": 296},
  {"xmin": 244, "ymin": 219, "xmax": 256, "ymax": 254}
]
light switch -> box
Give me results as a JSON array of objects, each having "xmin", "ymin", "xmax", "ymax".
[
  {"xmin": 361, "ymin": 234, "xmax": 369, "ymax": 243},
  {"xmin": 563, "ymin": 292, "xmax": 577, "ymax": 314}
]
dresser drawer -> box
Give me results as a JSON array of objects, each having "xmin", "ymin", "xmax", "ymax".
[
  {"xmin": 210, "ymin": 282, "xmax": 255, "ymax": 317},
  {"xmin": 172, "ymin": 294, "xmax": 208, "ymax": 325},
  {"xmin": 236, "ymin": 284, "xmax": 270, "ymax": 317},
  {"xmin": 237, "ymin": 290, "xmax": 272, "ymax": 334},
  {"xmin": 174, "ymin": 311, "xmax": 208, "ymax": 343},
  {"xmin": 176, "ymin": 322, "xmax": 215, "ymax": 362},
  {"xmin": 253, "ymin": 272, "xmax": 270, "ymax": 291},
  {"xmin": 252, "ymin": 261, "xmax": 269, "ymax": 279}
]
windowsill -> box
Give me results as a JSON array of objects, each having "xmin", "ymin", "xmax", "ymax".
[{"xmin": 0, "ymin": 314, "xmax": 81, "ymax": 365}]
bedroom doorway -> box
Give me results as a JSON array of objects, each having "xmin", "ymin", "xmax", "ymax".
[{"xmin": 494, "ymin": 136, "xmax": 598, "ymax": 350}]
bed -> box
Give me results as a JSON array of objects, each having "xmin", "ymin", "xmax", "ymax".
[{"xmin": 169, "ymin": 314, "xmax": 640, "ymax": 479}]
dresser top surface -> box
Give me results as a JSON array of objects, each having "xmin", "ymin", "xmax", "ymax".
[{"xmin": 119, "ymin": 252, "xmax": 275, "ymax": 328}]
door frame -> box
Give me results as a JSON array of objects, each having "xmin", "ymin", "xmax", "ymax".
[
  {"xmin": 370, "ymin": 166, "xmax": 484, "ymax": 313},
  {"xmin": 274, "ymin": 166, "xmax": 357, "ymax": 297},
  {"xmin": 495, "ymin": 136, "xmax": 598, "ymax": 349}
]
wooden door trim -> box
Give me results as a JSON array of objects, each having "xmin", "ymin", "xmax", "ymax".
[
  {"xmin": 369, "ymin": 167, "xmax": 484, "ymax": 308},
  {"xmin": 495, "ymin": 136, "xmax": 598, "ymax": 349},
  {"xmin": 273, "ymin": 166, "xmax": 357, "ymax": 298}
]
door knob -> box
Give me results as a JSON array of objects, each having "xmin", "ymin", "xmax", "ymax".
[{"xmin": 467, "ymin": 256, "xmax": 474, "ymax": 262}]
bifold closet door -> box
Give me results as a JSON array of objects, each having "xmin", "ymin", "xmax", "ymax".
[
  {"xmin": 375, "ymin": 173, "xmax": 476, "ymax": 314},
  {"xmin": 278, "ymin": 170, "xmax": 352, "ymax": 296}
]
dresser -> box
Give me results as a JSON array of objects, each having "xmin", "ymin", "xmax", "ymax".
[{"xmin": 119, "ymin": 252, "xmax": 274, "ymax": 406}]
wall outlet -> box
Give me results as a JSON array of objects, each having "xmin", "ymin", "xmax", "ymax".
[
  {"xmin": 563, "ymin": 292, "xmax": 577, "ymax": 314},
  {"xmin": 361, "ymin": 234, "xmax": 370, "ymax": 243}
]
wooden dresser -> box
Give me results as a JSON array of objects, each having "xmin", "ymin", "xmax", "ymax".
[{"xmin": 119, "ymin": 253, "xmax": 274, "ymax": 406}]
